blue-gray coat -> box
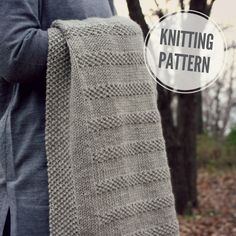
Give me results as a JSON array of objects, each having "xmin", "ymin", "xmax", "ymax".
[{"xmin": 0, "ymin": 1, "xmax": 116, "ymax": 235}]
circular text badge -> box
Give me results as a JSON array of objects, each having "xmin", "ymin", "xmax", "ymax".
[{"xmin": 144, "ymin": 10, "xmax": 227, "ymax": 93}]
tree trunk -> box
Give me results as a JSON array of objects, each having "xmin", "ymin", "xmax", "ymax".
[
  {"xmin": 177, "ymin": 94, "xmax": 198, "ymax": 209},
  {"xmin": 157, "ymin": 87, "xmax": 190, "ymax": 214},
  {"xmin": 125, "ymin": 0, "xmax": 215, "ymax": 214},
  {"xmin": 126, "ymin": 0, "xmax": 149, "ymax": 38},
  {"xmin": 125, "ymin": 0, "xmax": 198, "ymax": 214}
]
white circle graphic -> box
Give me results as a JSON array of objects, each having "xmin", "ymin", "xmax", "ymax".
[{"xmin": 144, "ymin": 11, "xmax": 227, "ymax": 93}]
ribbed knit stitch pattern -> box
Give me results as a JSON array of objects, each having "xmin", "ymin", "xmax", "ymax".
[{"xmin": 45, "ymin": 17, "xmax": 179, "ymax": 236}]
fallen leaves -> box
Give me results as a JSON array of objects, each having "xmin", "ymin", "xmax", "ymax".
[{"xmin": 179, "ymin": 169, "xmax": 236, "ymax": 236}]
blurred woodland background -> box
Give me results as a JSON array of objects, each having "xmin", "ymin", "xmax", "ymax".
[{"xmin": 114, "ymin": 0, "xmax": 236, "ymax": 235}]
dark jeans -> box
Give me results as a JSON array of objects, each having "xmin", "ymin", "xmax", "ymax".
[{"xmin": 3, "ymin": 209, "xmax": 10, "ymax": 236}]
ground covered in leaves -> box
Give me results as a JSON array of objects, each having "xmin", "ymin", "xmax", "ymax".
[{"xmin": 179, "ymin": 169, "xmax": 236, "ymax": 236}]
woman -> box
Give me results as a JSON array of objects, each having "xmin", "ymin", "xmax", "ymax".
[{"xmin": 0, "ymin": 1, "xmax": 116, "ymax": 235}]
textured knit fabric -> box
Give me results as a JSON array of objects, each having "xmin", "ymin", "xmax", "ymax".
[
  {"xmin": 0, "ymin": 1, "xmax": 116, "ymax": 235},
  {"xmin": 46, "ymin": 17, "xmax": 179, "ymax": 236}
]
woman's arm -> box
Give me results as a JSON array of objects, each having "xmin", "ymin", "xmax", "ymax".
[{"xmin": 0, "ymin": 0, "xmax": 48, "ymax": 83}]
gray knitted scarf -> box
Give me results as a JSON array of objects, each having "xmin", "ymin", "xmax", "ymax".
[{"xmin": 45, "ymin": 16, "xmax": 179, "ymax": 236}]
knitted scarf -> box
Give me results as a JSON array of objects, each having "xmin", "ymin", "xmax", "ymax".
[{"xmin": 45, "ymin": 16, "xmax": 179, "ymax": 236}]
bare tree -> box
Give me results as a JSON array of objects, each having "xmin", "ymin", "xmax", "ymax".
[
  {"xmin": 126, "ymin": 0, "xmax": 149, "ymax": 38},
  {"xmin": 125, "ymin": 0, "xmax": 217, "ymax": 214},
  {"xmin": 203, "ymin": 50, "xmax": 236, "ymax": 137}
]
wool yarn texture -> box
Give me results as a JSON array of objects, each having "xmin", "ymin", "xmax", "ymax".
[{"xmin": 45, "ymin": 16, "xmax": 179, "ymax": 236}]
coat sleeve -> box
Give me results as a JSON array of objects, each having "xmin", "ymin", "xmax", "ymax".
[
  {"xmin": 108, "ymin": 0, "xmax": 117, "ymax": 15},
  {"xmin": 0, "ymin": 0, "xmax": 48, "ymax": 83}
]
